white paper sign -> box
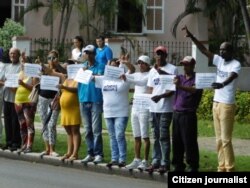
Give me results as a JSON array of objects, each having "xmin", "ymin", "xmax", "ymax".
[
  {"xmin": 74, "ymin": 69, "xmax": 93, "ymax": 84},
  {"xmin": 5, "ymin": 74, "xmax": 19, "ymax": 88},
  {"xmin": 159, "ymin": 75, "xmax": 176, "ymax": 91},
  {"xmin": 24, "ymin": 63, "xmax": 42, "ymax": 78},
  {"xmin": 40, "ymin": 75, "xmax": 60, "ymax": 91},
  {"xmin": 67, "ymin": 64, "xmax": 84, "ymax": 79},
  {"xmin": 104, "ymin": 65, "xmax": 124, "ymax": 79},
  {"xmin": 133, "ymin": 93, "xmax": 152, "ymax": 110},
  {"xmin": 195, "ymin": 73, "xmax": 216, "ymax": 89}
]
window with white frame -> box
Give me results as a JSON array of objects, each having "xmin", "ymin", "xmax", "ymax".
[
  {"xmin": 115, "ymin": 0, "xmax": 143, "ymax": 34},
  {"xmin": 12, "ymin": 0, "xmax": 27, "ymax": 25},
  {"xmin": 145, "ymin": 0, "xmax": 164, "ymax": 33},
  {"xmin": 109, "ymin": 0, "xmax": 164, "ymax": 34}
]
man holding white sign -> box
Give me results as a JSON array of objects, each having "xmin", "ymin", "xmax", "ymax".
[
  {"xmin": 146, "ymin": 46, "xmax": 178, "ymax": 174},
  {"xmin": 77, "ymin": 45, "xmax": 104, "ymax": 164},
  {"xmin": 172, "ymin": 56, "xmax": 203, "ymax": 172},
  {"xmin": 0, "ymin": 47, "xmax": 22, "ymax": 151},
  {"xmin": 183, "ymin": 26, "xmax": 241, "ymax": 172}
]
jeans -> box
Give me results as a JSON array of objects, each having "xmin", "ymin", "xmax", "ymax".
[
  {"xmin": 151, "ymin": 112, "xmax": 172, "ymax": 167},
  {"xmin": 105, "ymin": 117, "xmax": 128, "ymax": 163},
  {"xmin": 80, "ymin": 102, "xmax": 103, "ymax": 157}
]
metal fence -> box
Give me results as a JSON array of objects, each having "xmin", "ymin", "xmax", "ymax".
[
  {"xmin": 121, "ymin": 40, "xmax": 192, "ymax": 65},
  {"xmin": 30, "ymin": 38, "xmax": 192, "ymax": 65}
]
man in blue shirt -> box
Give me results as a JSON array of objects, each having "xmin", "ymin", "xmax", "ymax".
[
  {"xmin": 95, "ymin": 35, "xmax": 113, "ymax": 73},
  {"xmin": 78, "ymin": 45, "xmax": 104, "ymax": 164}
]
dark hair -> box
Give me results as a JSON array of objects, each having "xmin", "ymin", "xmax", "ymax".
[
  {"xmin": 96, "ymin": 35, "xmax": 105, "ymax": 41},
  {"xmin": 109, "ymin": 58, "xmax": 120, "ymax": 66},
  {"xmin": 74, "ymin": 36, "xmax": 84, "ymax": 50}
]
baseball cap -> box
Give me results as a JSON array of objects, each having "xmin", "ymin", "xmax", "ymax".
[
  {"xmin": 137, "ymin": 55, "xmax": 150, "ymax": 65},
  {"xmin": 83, "ymin": 45, "xmax": 95, "ymax": 53},
  {"xmin": 154, "ymin": 46, "xmax": 168, "ymax": 54},
  {"xmin": 180, "ymin": 56, "xmax": 196, "ymax": 65}
]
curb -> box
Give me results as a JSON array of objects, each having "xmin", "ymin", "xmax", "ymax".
[{"xmin": 0, "ymin": 149, "xmax": 167, "ymax": 183}]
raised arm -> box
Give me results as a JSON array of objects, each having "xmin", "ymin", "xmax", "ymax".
[{"xmin": 182, "ymin": 25, "xmax": 214, "ymax": 62}]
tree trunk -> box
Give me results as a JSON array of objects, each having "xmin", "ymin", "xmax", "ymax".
[{"xmin": 238, "ymin": 0, "xmax": 250, "ymax": 50}]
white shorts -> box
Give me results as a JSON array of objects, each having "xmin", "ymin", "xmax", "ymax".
[{"xmin": 131, "ymin": 109, "xmax": 150, "ymax": 138}]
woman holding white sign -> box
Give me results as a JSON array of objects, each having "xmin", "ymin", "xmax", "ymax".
[
  {"xmin": 37, "ymin": 50, "xmax": 66, "ymax": 157},
  {"xmin": 14, "ymin": 51, "xmax": 40, "ymax": 153},
  {"xmin": 94, "ymin": 58, "xmax": 135, "ymax": 168}
]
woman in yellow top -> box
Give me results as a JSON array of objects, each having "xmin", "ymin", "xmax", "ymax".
[
  {"xmin": 15, "ymin": 54, "xmax": 39, "ymax": 153},
  {"xmin": 58, "ymin": 77, "xmax": 81, "ymax": 161}
]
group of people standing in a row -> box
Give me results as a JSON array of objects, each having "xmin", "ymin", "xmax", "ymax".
[{"xmin": 0, "ymin": 26, "xmax": 241, "ymax": 173}]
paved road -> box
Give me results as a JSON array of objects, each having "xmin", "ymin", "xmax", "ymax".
[{"xmin": 0, "ymin": 157, "xmax": 166, "ymax": 188}]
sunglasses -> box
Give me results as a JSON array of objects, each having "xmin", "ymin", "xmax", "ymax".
[{"xmin": 47, "ymin": 56, "xmax": 57, "ymax": 61}]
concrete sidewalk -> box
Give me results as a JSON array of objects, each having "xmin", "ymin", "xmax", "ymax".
[{"xmin": 0, "ymin": 149, "xmax": 167, "ymax": 183}]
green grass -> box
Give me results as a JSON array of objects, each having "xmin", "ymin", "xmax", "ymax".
[{"xmin": 198, "ymin": 119, "xmax": 250, "ymax": 139}]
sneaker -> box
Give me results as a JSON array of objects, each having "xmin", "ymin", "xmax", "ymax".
[
  {"xmin": 106, "ymin": 161, "xmax": 119, "ymax": 168},
  {"xmin": 137, "ymin": 160, "xmax": 149, "ymax": 171},
  {"xmin": 145, "ymin": 163, "xmax": 160, "ymax": 173},
  {"xmin": 50, "ymin": 152, "xmax": 59, "ymax": 157},
  {"xmin": 93, "ymin": 155, "xmax": 103, "ymax": 164},
  {"xmin": 81, "ymin": 155, "xmax": 94, "ymax": 163},
  {"xmin": 23, "ymin": 147, "xmax": 32, "ymax": 153},
  {"xmin": 40, "ymin": 151, "xmax": 49, "ymax": 157},
  {"xmin": 157, "ymin": 165, "xmax": 169, "ymax": 174},
  {"xmin": 125, "ymin": 159, "xmax": 141, "ymax": 170},
  {"xmin": 118, "ymin": 161, "xmax": 126, "ymax": 168}
]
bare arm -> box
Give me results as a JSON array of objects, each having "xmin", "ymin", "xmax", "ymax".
[
  {"xmin": 211, "ymin": 72, "xmax": 238, "ymax": 89},
  {"xmin": 182, "ymin": 25, "xmax": 214, "ymax": 62},
  {"xmin": 173, "ymin": 77, "xmax": 196, "ymax": 93}
]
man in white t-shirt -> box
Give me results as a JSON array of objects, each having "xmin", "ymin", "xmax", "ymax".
[
  {"xmin": 146, "ymin": 46, "xmax": 178, "ymax": 174},
  {"xmin": 183, "ymin": 26, "xmax": 241, "ymax": 172}
]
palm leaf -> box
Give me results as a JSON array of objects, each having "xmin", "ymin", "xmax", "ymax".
[{"xmin": 171, "ymin": 8, "xmax": 201, "ymax": 38}]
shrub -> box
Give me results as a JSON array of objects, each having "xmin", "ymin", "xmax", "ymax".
[
  {"xmin": 0, "ymin": 18, "xmax": 25, "ymax": 60},
  {"xmin": 197, "ymin": 89, "xmax": 250, "ymax": 123}
]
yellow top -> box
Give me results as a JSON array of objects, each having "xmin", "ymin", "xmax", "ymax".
[{"xmin": 15, "ymin": 71, "xmax": 32, "ymax": 104}]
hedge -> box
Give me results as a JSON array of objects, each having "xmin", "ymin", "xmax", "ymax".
[{"xmin": 197, "ymin": 89, "xmax": 250, "ymax": 123}]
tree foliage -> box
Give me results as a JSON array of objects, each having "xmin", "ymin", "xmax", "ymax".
[{"xmin": 0, "ymin": 19, "xmax": 25, "ymax": 56}]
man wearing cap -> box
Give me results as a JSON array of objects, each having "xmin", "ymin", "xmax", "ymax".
[
  {"xmin": 183, "ymin": 26, "xmax": 241, "ymax": 172},
  {"xmin": 123, "ymin": 55, "xmax": 151, "ymax": 171},
  {"xmin": 172, "ymin": 56, "xmax": 203, "ymax": 172},
  {"xmin": 146, "ymin": 46, "xmax": 178, "ymax": 173},
  {"xmin": 77, "ymin": 44, "xmax": 104, "ymax": 164}
]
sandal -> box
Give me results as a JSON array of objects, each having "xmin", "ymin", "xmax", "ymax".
[
  {"xmin": 67, "ymin": 155, "xmax": 78, "ymax": 162},
  {"xmin": 60, "ymin": 153, "xmax": 71, "ymax": 161}
]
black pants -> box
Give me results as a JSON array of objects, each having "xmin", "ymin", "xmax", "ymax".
[
  {"xmin": 3, "ymin": 101, "xmax": 21, "ymax": 147},
  {"xmin": 172, "ymin": 111, "xmax": 199, "ymax": 171}
]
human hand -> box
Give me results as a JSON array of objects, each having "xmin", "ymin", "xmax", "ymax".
[
  {"xmin": 211, "ymin": 82, "xmax": 224, "ymax": 89},
  {"xmin": 18, "ymin": 79, "xmax": 24, "ymax": 86},
  {"xmin": 181, "ymin": 25, "xmax": 193, "ymax": 38},
  {"xmin": 151, "ymin": 95, "xmax": 161, "ymax": 103},
  {"xmin": 119, "ymin": 74, "xmax": 126, "ymax": 81},
  {"xmin": 173, "ymin": 77, "xmax": 180, "ymax": 87}
]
